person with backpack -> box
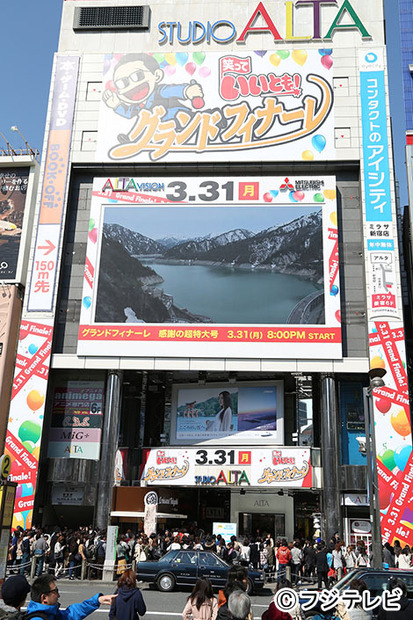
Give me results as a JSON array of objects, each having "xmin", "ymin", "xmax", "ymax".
[
  {"xmin": 182, "ymin": 578, "xmax": 217, "ymax": 620},
  {"xmin": 25, "ymin": 574, "xmax": 115, "ymax": 620},
  {"xmin": 0, "ymin": 574, "xmax": 31, "ymax": 620},
  {"xmin": 109, "ymin": 569, "xmax": 146, "ymax": 620},
  {"xmin": 276, "ymin": 540, "xmax": 291, "ymax": 582}
]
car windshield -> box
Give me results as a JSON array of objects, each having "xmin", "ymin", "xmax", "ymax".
[{"xmin": 335, "ymin": 569, "xmax": 360, "ymax": 590}]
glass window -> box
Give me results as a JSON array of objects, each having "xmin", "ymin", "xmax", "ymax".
[
  {"xmin": 199, "ymin": 552, "xmax": 222, "ymax": 567},
  {"xmin": 177, "ymin": 551, "xmax": 197, "ymax": 565}
]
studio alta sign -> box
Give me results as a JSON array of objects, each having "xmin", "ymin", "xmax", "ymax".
[{"xmin": 158, "ymin": 1, "xmax": 371, "ymax": 45}]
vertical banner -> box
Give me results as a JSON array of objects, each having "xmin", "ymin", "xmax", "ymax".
[
  {"xmin": 5, "ymin": 55, "xmax": 79, "ymax": 530},
  {"xmin": 27, "ymin": 56, "xmax": 79, "ymax": 312},
  {"xmin": 360, "ymin": 49, "xmax": 413, "ymax": 546}
]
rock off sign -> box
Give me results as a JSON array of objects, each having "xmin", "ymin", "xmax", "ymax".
[{"xmin": 96, "ymin": 50, "xmax": 335, "ymax": 163}]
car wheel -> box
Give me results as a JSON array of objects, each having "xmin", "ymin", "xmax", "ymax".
[
  {"xmin": 157, "ymin": 573, "xmax": 176, "ymax": 592},
  {"xmin": 246, "ymin": 578, "xmax": 254, "ymax": 595}
]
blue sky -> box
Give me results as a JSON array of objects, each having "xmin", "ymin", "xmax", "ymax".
[{"xmin": 0, "ymin": 1, "xmax": 407, "ymax": 204}]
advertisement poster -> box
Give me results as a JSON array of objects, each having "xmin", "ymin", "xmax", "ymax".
[
  {"xmin": 27, "ymin": 56, "xmax": 79, "ymax": 312},
  {"xmin": 172, "ymin": 383, "xmax": 282, "ymax": 444},
  {"xmin": 96, "ymin": 50, "xmax": 335, "ymax": 163},
  {"xmin": 78, "ymin": 175, "xmax": 342, "ymax": 359},
  {"xmin": 47, "ymin": 381, "xmax": 104, "ymax": 459},
  {"xmin": 0, "ymin": 168, "xmax": 29, "ymax": 280},
  {"xmin": 359, "ymin": 49, "xmax": 413, "ymax": 546},
  {"xmin": 4, "ymin": 318, "xmax": 53, "ymax": 530},
  {"xmin": 141, "ymin": 447, "xmax": 312, "ymax": 488}
]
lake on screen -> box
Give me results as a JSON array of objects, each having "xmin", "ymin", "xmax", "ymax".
[{"xmin": 140, "ymin": 260, "xmax": 321, "ymax": 324}]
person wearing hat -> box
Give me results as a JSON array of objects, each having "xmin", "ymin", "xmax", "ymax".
[
  {"xmin": 25, "ymin": 574, "xmax": 116, "ymax": 620},
  {"xmin": 0, "ymin": 574, "xmax": 31, "ymax": 620}
]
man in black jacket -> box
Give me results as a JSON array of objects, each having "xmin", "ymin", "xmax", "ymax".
[
  {"xmin": 378, "ymin": 578, "xmax": 413, "ymax": 620},
  {"xmin": 315, "ymin": 543, "xmax": 329, "ymax": 590}
]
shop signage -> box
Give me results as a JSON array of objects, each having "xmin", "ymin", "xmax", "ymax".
[
  {"xmin": 47, "ymin": 381, "xmax": 104, "ymax": 460},
  {"xmin": 51, "ymin": 485, "xmax": 84, "ymax": 506},
  {"xmin": 96, "ymin": 51, "xmax": 335, "ymax": 164},
  {"xmin": 78, "ymin": 175, "xmax": 341, "ymax": 361},
  {"xmin": 141, "ymin": 447, "xmax": 313, "ymax": 488},
  {"xmin": 158, "ymin": 1, "xmax": 371, "ymax": 45}
]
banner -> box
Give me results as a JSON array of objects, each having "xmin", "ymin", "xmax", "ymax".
[
  {"xmin": 4, "ymin": 319, "xmax": 53, "ymax": 529},
  {"xmin": 96, "ymin": 50, "xmax": 335, "ymax": 163},
  {"xmin": 47, "ymin": 381, "xmax": 104, "ymax": 459},
  {"xmin": 27, "ymin": 56, "xmax": 79, "ymax": 312},
  {"xmin": 78, "ymin": 175, "xmax": 341, "ymax": 359},
  {"xmin": 141, "ymin": 447, "xmax": 313, "ymax": 488},
  {"xmin": 5, "ymin": 55, "xmax": 80, "ymax": 529},
  {"xmin": 360, "ymin": 49, "xmax": 413, "ymax": 546}
]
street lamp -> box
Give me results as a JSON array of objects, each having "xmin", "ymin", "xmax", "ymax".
[
  {"xmin": 363, "ymin": 367, "xmax": 386, "ymax": 569},
  {"xmin": 10, "ymin": 126, "xmax": 36, "ymax": 156}
]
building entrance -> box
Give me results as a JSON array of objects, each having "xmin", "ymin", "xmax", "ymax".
[{"xmin": 238, "ymin": 512, "xmax": 285, "ymax": 540}]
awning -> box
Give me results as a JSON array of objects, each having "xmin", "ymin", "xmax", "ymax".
[{"xmin": 110, "ymin": 511, "xmax": 187, "ymax": 519}]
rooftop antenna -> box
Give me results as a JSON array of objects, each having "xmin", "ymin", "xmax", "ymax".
[{"xmin": 0, "ymin": 131, "xmax": 16, "ymax": 156}]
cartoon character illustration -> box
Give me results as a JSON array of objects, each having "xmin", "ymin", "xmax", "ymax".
[{"xmin": 103, "ymin": 53, "xmax": 204, "ymax": 138}]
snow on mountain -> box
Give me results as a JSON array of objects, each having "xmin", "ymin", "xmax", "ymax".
[{"xmin": 103, "ymin": 223, "xmax": 164, "ymax": 255}]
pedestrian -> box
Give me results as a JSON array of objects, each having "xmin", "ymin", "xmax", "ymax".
[
  {"xmin": 182, "ymin": 578, "xmax": 218, "ymax": 620},
  {"xmin": 262, "ymin": 580, "xmax": 304, "ymax": 620},
  {"xmin": 109, "ymin": 569, "xmax": 146, "ymax": 620},
  {"xmin": 332, "ymin": 543, "xmax": 344, "ymax": 582},
  {"xmin": 303, "ymin": 541, "xmax": 316, "ymax": 583},
  {"xmin": 290, "ymin": 543, "xmax": 303, "ymax": 586},
  {"xmin": 382, "ymin": 543, "xmax": 394, "ymax": 568},
  {"xmin": 228, "ymin": 591, "xmax": 252, "ymax": 620},
  {"xmin": 33, "ymin": 532, "xmax": 48, "ymax": 577},
  {"xmin": 25, "ymin": 574, "xmax": 115, "ymax": 620},
  {"xmin": 356, "ymin": 543, "xmax": 370, "ymax": 568},
  {"xmin": 344, "ymin": 545, "xmax": 357, "ymax": 571},
  {"xmin": 346, "ymin": 579, "xmax": 372, "ymax": 620},
  {"xmin": 20, "ymin": 532, "xmax": 31, "ymax": 576},
  {"xmin": 96, "ymin": 535, "xmax": 106, "ymax": 579},
  {"xmin": 315, "ymin": 542, "xmax": 329, "ymax": 590},
  {"xmin": 0, "ymin": 574, "xmax": 31, "ymax": 620},
  {"xmin": 276, "ymin": 540, "xmax": 291, "ymax": 582},
  {"xmin": 217, "ymin": 566, "xmax": 248, "ymax": 620},
  {"xmin": 378, "ymin": 577, "xmax": 413, "ymax": 620},
  {"xmin": 396, "ymin": 546, "xmax": 412, "ymax": 569},
  {"xmin": 116, "ymin": 536, "xmax": 129, "ymax": 575},
  {"xmin": 54, "ymin": 536, "xmax": 66, "ymax": 579}
]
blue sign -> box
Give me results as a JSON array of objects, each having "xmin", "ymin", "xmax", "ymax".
[{"xmin": 360, "ymin": 70, "xmax": 392, "ymax": 222}]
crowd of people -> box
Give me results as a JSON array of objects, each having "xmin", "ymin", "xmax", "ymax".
[
  {"xmin": 7, "ymin": 525, "xmax": 413, "ymax": 585},
  {"xmin": 3, "ymin": 525, "xmax": 413, "ymax": 620}
]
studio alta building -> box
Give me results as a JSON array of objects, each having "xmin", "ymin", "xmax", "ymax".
[{"xmin": 5, "ymin": 0, "xmax": 413, "ymax": 547}]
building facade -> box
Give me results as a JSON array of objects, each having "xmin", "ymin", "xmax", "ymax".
[{"xmin": 5, "ymin": 0, "xmax": 413, "ymax": 545}]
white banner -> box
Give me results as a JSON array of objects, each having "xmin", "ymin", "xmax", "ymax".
[
  {"xmin": 96, "ymin": 51, "xmax": 335, "ymax": 164},
  {"xmin": 141, "ymin": 447, "xmax": 312, "ymax": 488}
]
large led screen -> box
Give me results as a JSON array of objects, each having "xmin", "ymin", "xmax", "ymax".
[{"xmin": 78, "ymin": 176, "xmax": 342, "ymax": 359}]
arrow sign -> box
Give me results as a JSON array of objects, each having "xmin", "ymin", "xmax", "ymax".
[{"xmin": 38, "ymin": 239, "xmax": 56, "ymax": 255}]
